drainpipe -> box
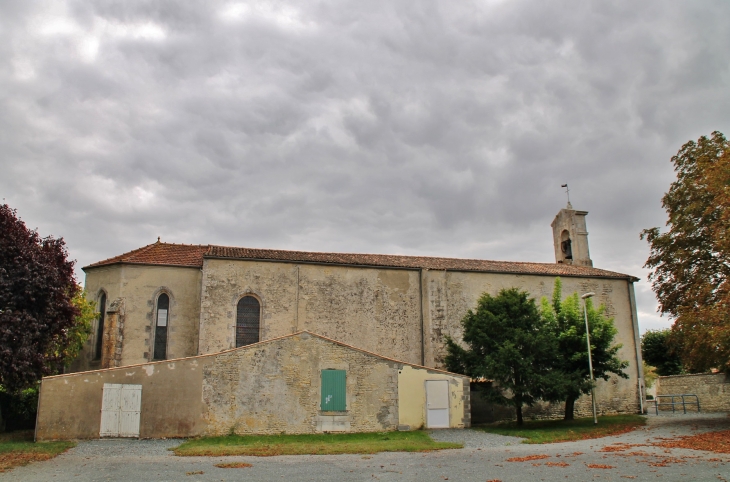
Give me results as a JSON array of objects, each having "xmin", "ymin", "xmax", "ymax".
[
  {"xmin": 295, "ymin": 265, "xmax": 300, "ymax": 332},
  {"xmin": 34, "ymin": 380, "xmax": 43, "ymax": 442},
  {"xmin": 419, "ymin": 269, "xmax": 425, "ymax": 366}
]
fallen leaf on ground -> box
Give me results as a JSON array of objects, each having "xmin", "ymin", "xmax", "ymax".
[
  {"xmin": 214, "ymin": 462, "xmax": 252, "ymax": 468},
  {"xmin": 655, "ymin": 430, "xmax": 730, "ymax": 454},
  {"xmin": 600, "ymin": 443, "xmax": 644, "ymax": 453},
  {"xmin": 506, "ymin": 454, "xmax": 550, "ymax": 462}
]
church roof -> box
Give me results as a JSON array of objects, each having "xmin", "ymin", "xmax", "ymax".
[
  {"xmin": 84, "ymin": 241, "xmax": 639, "ymax": 281},
  {"xmin": 84, "ymin": 242, "xmax": 208, "ymax": 269}
]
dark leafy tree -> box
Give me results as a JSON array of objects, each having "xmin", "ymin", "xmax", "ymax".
[
  {"xmin": 541, "ymin": 278, "xmax": 629, "ymax": 420},
  {"xmin": 0, "ymin": 204, "xmax": 80, "ymax": 393},
  {"xmin": 641, "ymin": 329, "xmax": 683, "ymax": 376},
  {"xmin": 641, "ymin": 131, "xmax": 730, "ymax": 372},
  {"xmin": 445, "ymin": 288, "xmax": 562, "ymax": 425}
]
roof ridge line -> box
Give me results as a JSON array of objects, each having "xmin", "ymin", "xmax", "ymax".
[
  {"xmin": 84, "ymin": 242, "xmax": 638, "ymax": 280},
  {"xmin": 208, "ymin": 244, "xmax": 562, "ymax": 267}
]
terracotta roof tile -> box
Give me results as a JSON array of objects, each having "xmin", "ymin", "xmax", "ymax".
[
  {"xmin": 84, "ymin": 242, "xmax": 208, "ymax": 269},
  {"xmin": 206, "ymin": 245, "xmax": 637, "ymax": 280},
  {"xmin": 85, "ymin": 242, "xmax": 638, "ymax": 280}
]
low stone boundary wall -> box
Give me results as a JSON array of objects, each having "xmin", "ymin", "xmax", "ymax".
[
  {"xmin": 657, "ymin": 373, "xmax": 730, "ymax": 412},
  {"xmin": 470, "ymin": 389, "xmax": 641, "ymax": 423}
]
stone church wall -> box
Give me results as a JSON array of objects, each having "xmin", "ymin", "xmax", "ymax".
[
  {"xmin": 73, "ymin": 264, "xmax": 202, "ymax": 371},
  {"xmin": 426, "ymin": 271, "xmax": 642, "ymax": 414},
  {"xmin": 76, "ymin": 254, "xmax": 642, "ymax": 417},
  {"xmin": 197, "ymin": 259, "xmax": 641, "ymax": 416},
  {"xmin": 198, "ymin": 259, "xmax": 423, "ymax": 365}
]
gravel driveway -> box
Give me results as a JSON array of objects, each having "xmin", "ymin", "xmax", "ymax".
[
  {"xmin": 428, "ymin": 428, "xmax": 524, "ymax": 448},
  {"xmin": 3, "ymin": 413, "xmax": 729, "ymax": 482}
]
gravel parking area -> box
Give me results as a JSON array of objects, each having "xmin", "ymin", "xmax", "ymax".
[
  {"xmin": 3, "ymin": 414, "xmax": 729, "ymax": 481},
  {"xmin": 428, "ymin": 428, "xmax": 524, "ymax": 448},
  {"xmin": 63, "ymin": 438, "xmax": 182, "ymax": 458}
]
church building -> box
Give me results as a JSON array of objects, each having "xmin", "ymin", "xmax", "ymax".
[{"xmin": 67, "ymin": 205, "xmax": 644, "ymax": 419}]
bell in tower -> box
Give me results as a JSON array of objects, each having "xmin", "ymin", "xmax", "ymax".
[{"xmin": 551, "ymin": 202, "xmax": 593, "ymax": 267}]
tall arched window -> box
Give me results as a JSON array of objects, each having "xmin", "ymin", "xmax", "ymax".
[
  {"xmin": 236, "ymin": 296, "xmax": 260, "ymax": 347},
  {"xmin": 153, "ymin": 293, "xmax": 169, "ymax": 360},
  {"xmin": 94, "ymin": 293, "xmax": 107, "ymax": 360}
]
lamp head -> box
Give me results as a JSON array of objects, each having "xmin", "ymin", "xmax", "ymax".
[{"xmin": 581, "ymin": 292, "xmax": 595, "ymax": 299}]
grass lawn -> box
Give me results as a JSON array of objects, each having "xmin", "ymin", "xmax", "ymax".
[
  {"xmin": 0, "ymin": 430, "xmax": 75, "ymax": 472},
  {"xmin": 475, "ymin": 414, "xmax": 646, "ymax": 444},
  {"xmin": 173, "ymin": 431, "xmax": 462, "ymax": 456}
]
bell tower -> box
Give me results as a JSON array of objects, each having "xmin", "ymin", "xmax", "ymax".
[{"xmin": 551, "ymin": 202, "xmax": 592, "ymax": 267}]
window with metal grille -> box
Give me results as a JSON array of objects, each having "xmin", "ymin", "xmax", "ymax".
[
  {"xmin": 94, "ymin": 292, "xmax": 107, "ymax": 360},
  {"xmin": 320, "ymin": 369, "xmax": 346, "ymax": 411},
  {"xmin": 153, "ymin": 293, "xmax": 169, "ymax": 360},
  {"xmin": 236, "ymin": 296, "xmax": 260, "ymax": 347}
]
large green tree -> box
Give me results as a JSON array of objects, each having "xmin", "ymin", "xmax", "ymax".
[
  {"xmin": 641, "ymin": 131, "xmax": 730, "ymax": 372},
  {"xmin": 541, "ymin": 278, "xmax": 628, "ymax": 420},
  {"xmin": 641, "ymin": 329, "xmax": 683, "ymax": 376},
  {"xmin": 444, "ymin": 288, "xmax": 561, "ymax": 425}
]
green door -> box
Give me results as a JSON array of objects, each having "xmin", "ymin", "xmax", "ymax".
[{"xmin": 321, "ymin": 370, "xmax": 346, "ymax": 411}]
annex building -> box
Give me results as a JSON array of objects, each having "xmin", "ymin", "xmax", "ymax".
[{"xmin": 36, "ymin": 205, "xmax": 644, "ymax": 439}]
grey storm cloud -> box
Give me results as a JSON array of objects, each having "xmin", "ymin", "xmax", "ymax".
[{"xmin": 2, "ymin": 0, "xmax": 730, "ymax": 332}]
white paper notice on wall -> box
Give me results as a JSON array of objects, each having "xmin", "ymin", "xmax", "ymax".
[{"xmin": 157, "ymin": 309, "xmax": 167, "ymax": 327}]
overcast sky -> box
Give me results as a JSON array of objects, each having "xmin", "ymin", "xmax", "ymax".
[{"xmin": 2, "ymin": 1, "xmax": 729, "ymax": 333}]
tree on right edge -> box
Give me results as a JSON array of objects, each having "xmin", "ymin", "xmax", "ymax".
[
  {"xmin": 541, "ymin": 278, "xmax": 628, "ymax": 420},
  {"xmin": 641, "ymin": 131, "xmax": 730, "ymax": 373}
]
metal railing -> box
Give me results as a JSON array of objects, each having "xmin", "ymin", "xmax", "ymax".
[{"xmin": 646, "ymin": 394, "xmax": 701, "ymax": 415}]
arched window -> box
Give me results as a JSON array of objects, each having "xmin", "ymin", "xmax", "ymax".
[
  {"xmin": 153, "ymin": 293, "xmax": 169, "ymax": 360},
  {"xmin": 94, "ymin": 293, "xmax": 107, "ymax": 360},
  {"xmin": 236, "ymin": 296, "xmax": 260, "ymax": 347}
]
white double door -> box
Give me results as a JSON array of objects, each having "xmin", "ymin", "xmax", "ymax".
[
  {"xmin": 100, "ymin": 383, "xmax": 142, "ymax": 438},
  {"xmin": 426, "ymin": 380, "xmax": 450, "ymax": 428}
]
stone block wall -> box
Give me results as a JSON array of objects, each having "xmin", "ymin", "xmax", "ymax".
[
  {"xmin": 201, "ymin": 332, "xmax": 401, "ymax": 435},
  {"xmin": 470, "ymin": 373, "xmax": 641, "ymax": 424},
  {"xmin": 657, "ymin": 373, "xmax": 730, "ymax": 412}
]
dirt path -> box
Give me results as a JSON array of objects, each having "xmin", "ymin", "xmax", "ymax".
[{"xmin": 2, "ymin": 413, "xmax": 729, "ymax": 481}]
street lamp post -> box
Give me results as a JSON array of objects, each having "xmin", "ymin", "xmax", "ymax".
[{"xmin": 582, "ymin": 292, "xmax": 598, "ymax": 425}]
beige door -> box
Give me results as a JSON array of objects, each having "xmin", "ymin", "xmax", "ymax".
[{"xmin": 426, "ymin": 380, "xmax": 449, "ymax": 428}]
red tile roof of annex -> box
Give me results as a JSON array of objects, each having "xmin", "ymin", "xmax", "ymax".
[{"xmin": 84, "ymin": 241, "xmax": 639, "ymax": 281}]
